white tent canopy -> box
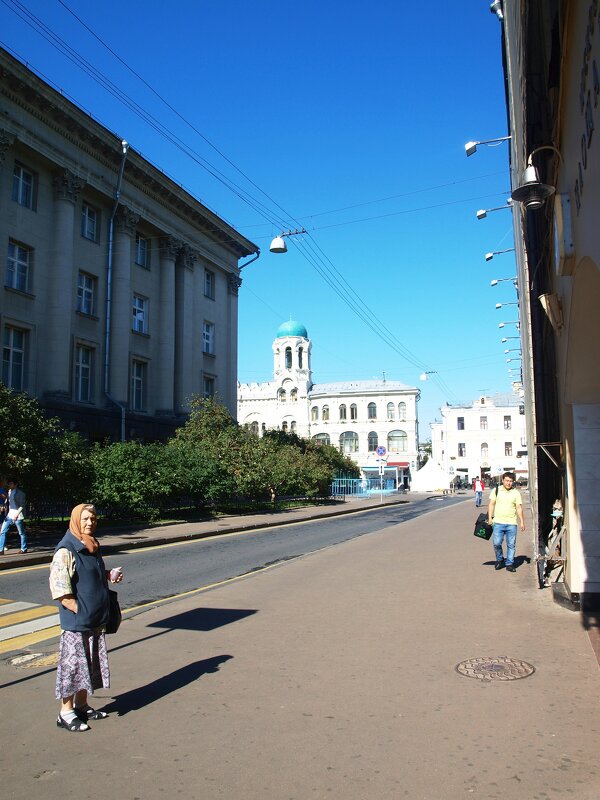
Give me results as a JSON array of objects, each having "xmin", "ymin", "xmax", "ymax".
[{"xmin": 410, "ymin": 459, "xmax": 448, "ymax": 493}]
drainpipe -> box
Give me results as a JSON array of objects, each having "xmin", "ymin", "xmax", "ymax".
[{"xmin": 104, "ymin": 139, "xmax": 129, "ymax": 442}]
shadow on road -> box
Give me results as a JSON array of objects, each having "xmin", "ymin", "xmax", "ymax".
[{"xmin": 147, "ymin": 607, "xmax": 257, "ymax": 631}]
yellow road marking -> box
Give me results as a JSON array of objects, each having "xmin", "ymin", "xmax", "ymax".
[
  {"xmin": 0, "ymin": 606, "xmax": 58, "ymax": 626},
  {"xmin": 0, "ymin": 625, "xmax": 62, "ymax": 654},
  {"xmin": 0, "ymin": 598, "xmax": 13, "ymax": 605}
]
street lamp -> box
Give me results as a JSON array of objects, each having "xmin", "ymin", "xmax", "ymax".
[
  {"xmin": 504, "ymin": 348, "xmax": 521, "ymax": 354},
  {"xmin": 506, "ymin": 357, "xmax": 522, "ymax": 363},
  {"xmin": 465, "ymin": 135, "xmax": 511, "ymax": 157},
  {"xmin": 476, "ymin": 200, "xmax": 513, "ymax": 219},
  {"xmin": 419, "ymin": 371, "xmax": 437, "ymax": 381},
  {"xmin": 269, "ymin": 228, "xmax": 307, "ymax": 253},
  {"xmin": 498, "ymin": 321, "xmax": 520, "ymax": 329},
  {"xmin": 511, "ymin": 145, "xmax": 561, "ymax": 210},
  {"xmin": 495, "ymin": 302, "xmax": 519, "ymax": 309},
  {"xmin": 485, "ymin": 248, "xmax": 515, "ymax": 261},
  {"xmin": 491, "ymin": 277, "xmax": 517, "ymax": 287},
  {"xmin": 501, "ymin": 336, "xmax": 520, "ymax": 342}
]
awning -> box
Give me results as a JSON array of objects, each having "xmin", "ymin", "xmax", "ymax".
[{"xmin": 387, "ymin": 461, "xmax": 409, "ymax": 468}]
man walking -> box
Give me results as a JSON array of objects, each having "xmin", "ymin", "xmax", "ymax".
[
  {"xmin": 488, "ymin": 471, "xmax": 524, "ymax": 572},
  {"xmin": 473, "ymin": 476, "xmax": 485, "ymax": 507},
  {"xmin": 0, "ymin": 478, "xmax": 27, "ymax": 554}
]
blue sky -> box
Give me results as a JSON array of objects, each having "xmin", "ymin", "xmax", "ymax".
[{"xmin": 0, "ymin": 0, "xmax": 519, "ymax": 434}]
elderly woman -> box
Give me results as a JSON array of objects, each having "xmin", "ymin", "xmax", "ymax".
[{"xmin": 49, "ymin": 504, "xmax": 123, "ymax": 732}]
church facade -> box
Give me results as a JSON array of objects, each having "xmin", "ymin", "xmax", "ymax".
[{"xmin": 237, "ymin": 321, "xmax": 420, "ymax": 486}]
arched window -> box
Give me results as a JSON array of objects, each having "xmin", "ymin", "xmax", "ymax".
[
  {"xmin": 278, "ymin": 388, "xmax": 286, "ymax": 403},
  {"xmin": 388, "ymin": 429, "xmax": 407, "ymax": 452},
  {"xmin": 339, "ymin": 403, "xmax": 347, "ymax": 421},
  {"xmin": 282, "ymin": 421, "xmax": 288, "ymax": 432},
  {"xmin": 250, "ymin": 421, "xmax": 259, "ymax": 435},
  {"xmin": 387, "ymin": 402, "xmax": 395, "ymax": 421},
  {"xmin": 291, "ymin": 421, "xmax": 297, "ymax": 433},
  {"xmin": 350, "ymin": 403, "xmax": 357, "ymax": 420},
  {"xmin": 311, "ymin": 405, "xmax": 319, "ymax": 422},
  {"xmin": 368, "ymin": 402, "xmax": 377, "ymax": 420},
  {"xmin": 368, "ymin": 431, "xmax": 378, "ymax": 452},
  {"xmin": 285, "ymin": 347, "xmax": 292, "ymax": 369},
  {"xmin": 261, "ymin": 423, "xmax": 266, "ymax": 434},
  {"xmin": 398, "ymin": 402, "xmax": 406, "ymax": 421},
  {"xmin": 312, "ymin": 433, "xmax": 330, "ymax": 446},
  {"xmin": 290, "ymin": 388, "xmax": 298, "ymax": 402},
  {"xmin": 322, "ymin": 405, "xmax": 330, "ymax": 421},
  {"xmin": 481, "ymin": 442, "xmax": 489, "ymax": 459},
  {"xmin": 339, "ymin": 431, "xmax": 359, "ymax": 454},
  {"xmin": 298, "ymin": 347, "xmax": 303, "ymax": 369}
]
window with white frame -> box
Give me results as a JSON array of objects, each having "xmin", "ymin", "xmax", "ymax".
[
  {"xmin": 339, "ymin": 404, "xmax": 347, "ymax": 421},
  {"xmin": 291, "ymin": 420, "xmax": 297, "ymax": 433},
  {"xmin": 368, "ymin": 431, "xmax": 379, "ymax": 451},
  {"xmin": 12, "ymin": 164, "xmax": 35, "ymax": 209},
  {"xmin": 350, "ymin": 403, "xmax": 357, "ymax": 420},
  {"xmin": 312, "ymin": 432, "xmax": 330, "ymax": 446},
  {"xmin": 481, "ymin": 442, "xmax": 489, "ymax": 458},
  {"xmin": 285, "ymin": 347, "xmax": 292, "ymax": 368},
  {"xmin": 388, "ymin": 430, "xmax": 408, "ymax": 452},
  {"xmin": 282, "ymin": 421, "xmax": 288, "ymax": 432},
  {"xmin": 278, "ymin": 388, "xmax": 286, "ymax": 402},
  {"xmin": 2, "ymin": 326, "xmax": 27, "ymax": 391},
  {"xmin": 132, "ymin": 294, "xmax": 148, "ymax": 334},
  {"xmin": 204, "ymin": 269, "xmax": 215, "ymax": 300},
  {"xmin": 457, "ymin": 417, "xmax": 465, "ymax": 430},
  {"xmin": 387, "ymin": 402, "xmax": 395, "ymax": 421},
  {"xmin": 322, "ymin": 405, "xmax": 330, "ymax": 421},
  {"xmin": 202, "ymin": 375, "xmax": 215, "ymax": 398},
  {"xmin": 480, "ymin": 416, "xmax": 488, "ymax": 430},
  {"xmin": 203, "ymin": 321, "xmax": 215, "ymax": 354},
  {"xmin": 6, "ymin": 241, "xmax": 32, "ymax": 292},
  {"xmin": 458, "ymin": 442, "xmax": 466, "ymax": 457},
  {"xmin": 398, "ymin": 401, "xmax": 406, "ymax": 421},
  {"xmin": 290, "ymin": 388, "xmax": 298, "ymax": 402},
  {"xmin": 77, "ymin": 272, "xmax": 96, "ymax": 315},
  {"xmin": 81, "ymin": 204, "xmax": 99, "ymax": 241},
  {"xmin": 311, "ymin": 405, "xmax": 318, "ymax": 422},
  {"xmin": 131, "ymin": 360, "xmax": 147, "ymax": 411},
  {"xmin": 505, "ymin": 441, "xmax": 513, "ymax": 456},
  {"xmin": 368, "ymin": 402, "xmax": 377, "ymax": 420},
  {"xmin": 339, "ymin": 431, "xmax": 359, "ymax": 453},
  {"xmin": 249, "ymin": 421, "xmax": 259, "ymax": 435},
  {"xmin": 504, "ymin": 415, "xmax": 512, "ymax": 430},
  {"xmin": 75, "ymin": 344, "xmax": 93, "ymax": 403},
  {"xmin": 135, "ymin": 234, "xmax": 149, "ymax": 267}
]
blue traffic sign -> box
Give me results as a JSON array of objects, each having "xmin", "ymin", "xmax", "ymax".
[{"xmin": 376, "ymin": 446, "xmax": 387, "ymax": 456}]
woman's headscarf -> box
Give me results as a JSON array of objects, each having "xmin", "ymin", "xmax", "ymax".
[{"xmin": 69, "ymin": 503, "xmax": 99, "ymax": 554}]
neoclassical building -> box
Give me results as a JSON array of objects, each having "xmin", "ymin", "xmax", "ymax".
[
  {"xmin": 0, "ymin": 48, "xmax": 257, "ymax": 441},
  {"xmin": 237, "ymin": 321, "xmax": 420, "ymax": 486}
]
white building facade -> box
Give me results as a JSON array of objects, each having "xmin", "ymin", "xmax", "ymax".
[
  {"xmin": 431, "ymin": 395, "xmax": 528, "ymax": 486},
  {"xmin": 238, "ymin": 321, "xmax": 420, "ymax": 486}
]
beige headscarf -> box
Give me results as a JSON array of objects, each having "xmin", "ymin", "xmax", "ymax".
[{"xmin": 69, "ymin": 503, "xmax": 99, "ymax": 554}]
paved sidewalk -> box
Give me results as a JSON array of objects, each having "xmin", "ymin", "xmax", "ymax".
[{"xmin": 1, "ymin": 497, "xmax": 598, "ymax": 799}]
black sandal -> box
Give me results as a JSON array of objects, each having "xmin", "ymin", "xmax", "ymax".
[
  {"xmin": 57, "ymin": 714, "xmax": 90, "ymax": 732},
  {"xmin": 75, "ymin": 704, "xmax": 108, "ymax": 721}
]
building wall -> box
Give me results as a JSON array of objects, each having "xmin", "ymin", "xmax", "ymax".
[{"xmin": 0, "ymin": 48, "xmax": 255, "ymax": 441}]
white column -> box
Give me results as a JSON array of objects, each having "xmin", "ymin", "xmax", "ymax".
[
  {"xmin": 174, "ymin": 246, "xmax": 197, "ymax": 414},
  {"xmin": 156, "ymin": 236, "xmax": 181, "ymax": 414},
  {"xmin": 109, "ymin": 206, "xmax": 138, "ymax": 404}
]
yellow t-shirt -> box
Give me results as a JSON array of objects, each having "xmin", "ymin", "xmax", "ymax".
[{"xmin": 491, "ymin": 486, "xmax": 522, "ymax": 523}]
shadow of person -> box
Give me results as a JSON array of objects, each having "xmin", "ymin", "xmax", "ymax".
[{"xmin": 100, "ymin": 654, "xmax": 232, "ymax": 716}]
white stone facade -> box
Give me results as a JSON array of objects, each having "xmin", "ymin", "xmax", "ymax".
[
  {"xmin": 238, "ymin": 321, "xmax": 420, "ymax": 486},
  {"xmin": 431, "ymin": 395, "xmax": 528, "ymax": 486},
  {"xmin": 0, "ymin": 48, "xmax": 256, "ymax": 440}
]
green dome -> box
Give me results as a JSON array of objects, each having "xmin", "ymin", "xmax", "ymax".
[{"xmin": 276, "ymin": 320, "xmax": 308, "ymax": 338}]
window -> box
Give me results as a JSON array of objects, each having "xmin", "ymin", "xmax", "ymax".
[
  {"xmin": 368, "ymin": 431, "xmax": 379, "ymax": 452},
  {"xmin": 339, "ymin": 431, "xmax": 359, "ymax": 454},
  {"xmin": 285, "ymin": 347, "xmax": 292, "ymax": 369},
  {"xmin": 505, "ymin": 442, "xmax": 513, "ymax": 457},
  {"xmin": 202, "ymin": 375, "xmax": 215, "ymax": 398},
  {"xmin": 298, "ymin": 347, "xmax": 303, "ymax": 368},
  {"xmin": 204, "ymin": 269, "xmax": 215, "ymax": 299},
  {"xmin": 311, "ymin": 405, "xmax": 318, "ymax": 422},
  {"xmin": 290, "ymin": 388, "xmax": 298, "ymax": 402},
  {"xmin": 203, "ymin": 321, "xmax": 215, "ymax": 354},
  {"xmin": 2, "ymin": 326, "xmax": 27, "ymax": 391},
  {"xmin": 12, "ymin": 164, "xmax": 35, "ymax": 209},
  {"xmin": 388, "ymin": 430, "xmax": 408, "ymax": 452},
  {"xmin": 368, "ymin": 402, "xmax": 377, "ymax": 420},
  {"xmin": 457, "ymin": 417, "xmax": 465, "ymax": 430},
  {"xmin": 132, "ymin": 294, "xmax": 148, "ymax": 334},
  {"xmin": 504, "ymin": 415, "xmax": 512, "ymax": 430},
  {"xmin": 458, "ymin": 443, "xmax": 466, "ymax": 457},
  {"xmin": 77, "ymin": 272, "xmax": 96, "ymax": 315},
  {"xmin": 350, "ymin": 403, "xmax": 357, "ymax": 420},
  {"xmin": 81, "ymin": 204, "xmax": 99, "ymax": 241},
  {"xmin": 387, "ymin": 402, "xmax": 395, "ymax": 421},
  {"xmin": 282, "ymin": 421, "xmax": 288, "ymax": 432},
  {"xmin": 481, "ymin": 442, "xmax": 489, "ymax": 459},
  {"xmin": 339, "ymin": 404, "xmax": 347, "ymax": 421},
  {"xmin": 322, "ymin": 405, "xmax": 330, "ymax": 421},
  {"xmin": 520, "ymin": 437, "xmax": 527, "ymax": 448},
  {"xmin": 313, "ymin": 433, "xmax": 330, "ymax": 446},
  {"xmin": 278, "ymin": 389, "xmax": 286, "ymax": 403},
  {"xmin": 261, "ymin": 423, "xmax": 266, "ymax": 434},
  {"xmin": 480, "ymin": 416, "xmax": 488, "ymax": 430},
  {"xmin": 75, "ymin": 345, "xmax": 93, "ymax": 403},
  {"xmin": 249, "ymin": 421, "xmax": 259, "ymax": 435},
  {"xmin": 135, "ymin": 234, "xmax": 149, "ymax": 268},
  {"xmin": 291, "ymin": 421, "xmax": 297, "ymax": 433},
  {"xmin": 398, "ymin": 402, "xmax": 406, "ymax": 422},
  {"xmin": 6, "ymin": 241, "xmax": 31, "ymax": 292},
  {"xmin": 131, "ymin": 360, "xmax": 147, "ymax": 411}
]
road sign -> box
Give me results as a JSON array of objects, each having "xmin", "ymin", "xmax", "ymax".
[
  {"xmin": 378, "ymin": 464, "xmax": 385, "ymax": 476},
  {"xmin": 376, "ymin": 446, "xmax": 387, "ymax": 456}
]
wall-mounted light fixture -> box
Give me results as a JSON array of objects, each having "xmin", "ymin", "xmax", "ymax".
[
  {"xmin": 476, "ymin": 200, "xmax": 513, "ymax": 219},
  {"xmin": 485, "ymin": 248, "xmax": 515, "ymax": 261},
  {"xmin": 498, "ymin": 321, "xmax": 520, "ymax": 329},
  {"xmin": 490, "ymin": 0, "xmax": 504, "ymax": 20},
  {"xmin": 539, "ymin": 292, "xmax": 564, "ymax": 332},
  {"xmin": 501, "ymin": 336, "xmax": 520, "ymax": 343},
  {"xmin": 419, "ymin": 370, "xmax": 437, "ymax": 382},
  {"xmin": 504, "ymin": 348, "xmax": 521, "ymax": 354},
  {"xmin": 495, "ymin": 302, "xmax": 518, "ymax": 309},
  {"xmin": 491, "ymin": 277, "xmax": 517, "ymax": 287},
  {"xmin": 465, "ymin": 135, "xmax": 511, "ymax": 157},
  {"xmin": 511, "ymin": 145, "xmax": 562, "ymax": 210},
  {"xmin": 506, "ymin": 357, "xmax": 522, "ymax": 363},
  {"xmin": 269, "ymin": 228, "xmax": 308, "ymax": 254}
]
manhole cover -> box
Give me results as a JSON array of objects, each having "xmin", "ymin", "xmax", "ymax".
[{"xmin": 456, "ymin": 656, "xmax": 535, "ymax": 681}]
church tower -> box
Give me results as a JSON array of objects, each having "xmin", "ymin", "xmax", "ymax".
[{"xmin": 272, "ymin": 320, "xmax": 312, "ymax": 399}]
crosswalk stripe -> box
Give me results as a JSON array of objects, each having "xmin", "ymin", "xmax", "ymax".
[
  {"xmin": 0, "ymin": 601, "xmax": 38, "ymax": 616},
  {"xmin": 0, "ymin": 605, "xmax": 59, "ymax": 627},
  {"xmin": 0, "ymin": 625, "xmax": 62, "ymax": 654},
  {"xmin": 0, "ymin": 613, "xmax": 59, "ymax": 642}
]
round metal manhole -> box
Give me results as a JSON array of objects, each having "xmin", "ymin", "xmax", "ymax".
[{"xmin": 456, "ymin": 656, "xmax": 535, "ymax": 682}]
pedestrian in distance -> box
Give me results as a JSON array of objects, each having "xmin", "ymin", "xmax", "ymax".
[
  {"xmin": 487, "ymin": 471, "xmax": 525, "ymax": 572},
  {"xmin": 473, "ymin": 476, "xmax": 485, "ymax": 508},
  {"xmin": 0, "ymin": 477, "xmax": 27, "ymax": 554},
  {"xmin": 0, "ymin": 476, "xmax": 7, "ymax": 526},
  {"xmin": 49, "ymin": 504, "xmax": 123, "ymax": 732}
]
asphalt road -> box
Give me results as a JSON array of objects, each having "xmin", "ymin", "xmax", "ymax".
[{"xmin": 1, "ymin": 495, "xmax": 466, "ymax": 610}]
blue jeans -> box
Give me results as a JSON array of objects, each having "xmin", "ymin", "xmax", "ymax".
[
  {"xmin": 475, "ymin": 491, "xmax": 483, "ymax": 507},
  {"xmin": 0, "ymin": 517, "xmax": 27, "ymax": 551},
  {"xmin": 492, "ymin": 523, "xmax": 517, "ymax": 566}
]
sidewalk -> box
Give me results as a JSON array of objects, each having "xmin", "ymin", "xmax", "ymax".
[{"xmin": 1, "ymin": 497, "xmax": 598, "ymax": 799}]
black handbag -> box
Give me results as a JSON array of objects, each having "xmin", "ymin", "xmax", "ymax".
[
  {"xmin": 105, "ymin": 589, "xmax": 122, "ymax": 634},
  {"xmin": 473, "ymin": 512, "xmax": 493, "ymax": 540}
]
